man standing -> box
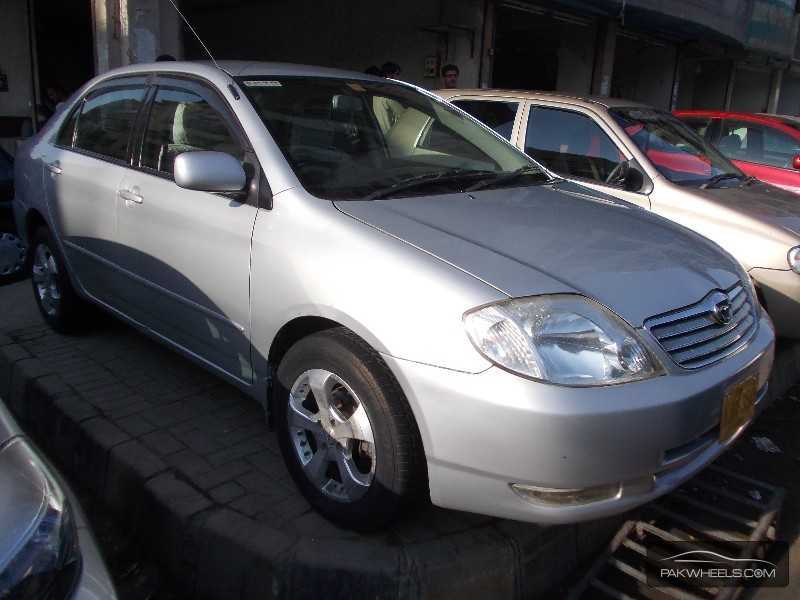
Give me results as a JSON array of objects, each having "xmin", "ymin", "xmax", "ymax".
[{"xmin": 441, "ymin": 64, "xmax": 460, "ymax": 89}]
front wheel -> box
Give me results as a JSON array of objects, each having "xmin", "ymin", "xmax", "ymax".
[
  {"xmin": 29, "ymin": 226, "xmax": 88, "ymax": 333},
  {"xmin": 274, "ymin": 327, "xmax": 426, "ymax": 531}
]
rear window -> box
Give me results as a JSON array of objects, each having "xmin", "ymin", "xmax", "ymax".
[{"xmin": 74, "ymin": 86, "xmax": 146, "ymax": 161}]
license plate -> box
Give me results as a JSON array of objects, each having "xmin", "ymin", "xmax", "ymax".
[{"xmin": 720, "ymin": 375, "xmax": 758, "ymax": 442}]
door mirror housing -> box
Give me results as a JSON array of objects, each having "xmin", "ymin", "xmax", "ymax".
[
  {"xmin": 174, "ymin": 151, "xmax": 246, "ymax": 192},
  {"xmin": 792, "ymin": 154, "xmax": 800, "ymax": 170}
]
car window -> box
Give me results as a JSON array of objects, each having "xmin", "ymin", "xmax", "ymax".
[
  {"xmin": 680, "ymin": 117, "xmax": 712, "ymax": 139},
  {"xmin": 239, "ymin": 76, "xmax": 537, "ymax": 199},
  {"xmin": 718, "ymin": 120, "xmax": 800, "ymax": 169},
  {"xmin": 451, "ymin": 99, "xmax": 519, "ymax": 140},
  {"xmin": 525, "ymin": 106, "xmax": 624, "ymax": 183},
  {"xmin": 73, "ymin": 86, "xmax": 146, "ymax": 161},
  {"xmin": 139, "ymin": 86, "xmax": 243, "ymax": 176}
]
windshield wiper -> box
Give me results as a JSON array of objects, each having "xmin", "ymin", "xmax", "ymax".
[
  {"xmin": 701, "ymin": 173, "xmax": 744, "ymax": 189},
  {"xmin": 362, "ymin": 169, "xmax": 492, "ymax": 200},
  {"xmin": 464, "ymin": 166, "xmax": 549, "ymax": 192}
]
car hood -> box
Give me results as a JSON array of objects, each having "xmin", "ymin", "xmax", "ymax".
[
  {"xmin": 693, "ymin": 181, "xmax": 800, "ymax": 237},
  {"xmin": 335, "ymin": 182, "xmax": 741, "ymax": 327}
]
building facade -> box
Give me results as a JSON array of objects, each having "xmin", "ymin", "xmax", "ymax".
[{"xmin": 1, "ymin": 0, "xmax": 799, "ymax": 154}]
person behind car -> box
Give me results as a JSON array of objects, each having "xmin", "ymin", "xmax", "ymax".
[{"xmin": 441, "ymin": 64, "xmax": 460, "ymax": 89}]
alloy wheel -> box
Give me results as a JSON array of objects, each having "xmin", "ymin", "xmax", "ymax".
[
  {"xmin": 32, "ymin": 243, "xmax": 61, "ymax": 316},
  {"xmin": 287, "ymin": 369, "xmax": 376, "ymax": 502}
]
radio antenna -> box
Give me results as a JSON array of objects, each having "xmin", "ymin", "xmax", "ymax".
[{"xmin": 164, "ymin": 0, "xmax": 219, "ymax": 69}]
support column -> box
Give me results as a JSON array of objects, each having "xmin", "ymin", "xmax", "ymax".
[
  {"xmin": 591, "ymin": 19, "xmax": 617, "ymax": 97},
  {"xmin": 767, "ymin": 67, "xmax": 784, "ymax": 114},
  {"xmin": 478, "ymin": 0, "xmax": 495, "ymax": 88},
  {"xmin": 724, "ymin": 60, "xmax": 736, "ymax": 110}
]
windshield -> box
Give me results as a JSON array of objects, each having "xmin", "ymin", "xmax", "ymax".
[
  {"xmin": 610, "ymin": 107, "xmax": 742, "ymax": 186},
  {"xmin": 237, "ymin": 76, "xmax": 544, "ymax": 199}
]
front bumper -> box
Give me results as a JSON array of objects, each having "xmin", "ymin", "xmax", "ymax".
[
  {"xmin": 385, "ymin": 310, "xmax": 775, "ymax": 524},
  {"xmin": 750, "ymin": 267, "xmax": 800, "ymax": 339}
]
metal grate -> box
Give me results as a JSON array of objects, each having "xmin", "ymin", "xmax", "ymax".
[
  {"xmin": 644, "ymin": 283, "xmax": 757, "ymax": 369},
  {"xmin": 567, "ymin": 466, "xmax": 785, "ymax": 600}
]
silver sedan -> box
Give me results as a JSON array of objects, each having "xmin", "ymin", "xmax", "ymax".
[{"xmin": 13, "ymin": 61, "xmax": 774, "ymax": 529}]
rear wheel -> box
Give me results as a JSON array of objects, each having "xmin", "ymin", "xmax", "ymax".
[
  {"xmin": 274, "ymin": 327, "xmax": 426, "ymax": 531},
  {"xmin": 30, "ymin": 227, "xmax": 88, "ymax": 332}
]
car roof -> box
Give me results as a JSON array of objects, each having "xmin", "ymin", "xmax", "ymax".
[
  {"xmin": 95, "ymin": 60, "xmax": 387, "ymax": 84},
  {"xmin": 435, "ymin": 88, "xmax": 653, "ymax": 110}
]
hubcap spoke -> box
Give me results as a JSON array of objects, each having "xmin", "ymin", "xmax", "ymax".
[
  {"xmin": 306, "ymin": 369, "xmax": 334, "ymax": 415},
  {"xmin": 333, "ymin": 403, "xmax": 374, "ymax": 444},
  {"xmin": 334, "ymin": 450, "xmax": 371, "ymax": 497},
  {"xmin": 287, "ymin": 398, "xmax": 323, "ymax": 435},
  {"xmin": 303, "ymin": 447, "xmax": 330, "ymax": 488}
]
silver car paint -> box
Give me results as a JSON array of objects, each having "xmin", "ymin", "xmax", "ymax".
[
  {"xmin": 14, "ymin": 62, "xmax": 775, "ymax": 523},
  {"xmin": 438, "ymin": 90, "xmax": 800, "ymax": 338},
  {"xmin": 0, "ymin": 401, "xmax": 117, "ymax": 600}
]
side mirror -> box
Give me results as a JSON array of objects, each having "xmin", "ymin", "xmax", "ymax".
[
  {"xmin": 792, "ymin": 154, "xmax": 800, "ymax": 170},
  {"xmin": 623, "ymin": 166, "xmax": 645, "ymax": 192},
  {"xmin": 174, "ymin": 151, "xmax": 246, "ymax": 192}
]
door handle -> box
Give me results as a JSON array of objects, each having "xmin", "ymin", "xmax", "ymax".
[
  {"xmin": 46, "ymin": 161, "xmax": 62, "ymax": 175},
  {"xmin": 118, "ymin": 188, "xmax": 143, "ymax": 204}
]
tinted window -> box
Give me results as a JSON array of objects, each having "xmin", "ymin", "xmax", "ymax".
[
  {"xmin": 74, "ymin": 87, "xmax": 145, "ymax": 161},
  {"xmin": 718, "ymin": 120, "xmax": 800, "ymax": 169},
  {"xmin": 452, "ymin": 100, "xmax": 519, "ymax": 140},
  {"xmin": 525, "ymin": 107, "xmax": 624, "ymax": 183},
  {"xmin": 140, "ymin": 87, "xmax": 242, "ymax": 175},
  {"xmin": 239, "ymin": 76, "xmax": 538, "ymax": 199}
]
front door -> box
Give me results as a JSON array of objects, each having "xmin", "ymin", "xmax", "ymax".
[
  {"xmin": 114, "ymin": 77, "xmax": 258, "ymax": 384},
  {"xmin": 520, "ymin": 102, "xmax": 651, "ymax": 209}
]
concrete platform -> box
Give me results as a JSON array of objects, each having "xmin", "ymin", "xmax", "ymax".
[{"xmin": 0, "ymin": 280, "xmax": 625, "ymax": 600}]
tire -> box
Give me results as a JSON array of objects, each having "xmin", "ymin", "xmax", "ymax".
[
  {"xmin": 29, "ymin": 226, "xmax": 88, "ymax": 333},
  {"xmin": 274, "ymin": 327, "xmax": 426, "ymax": 531}
]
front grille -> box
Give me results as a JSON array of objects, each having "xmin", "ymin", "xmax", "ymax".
[{"xmin": 644, "ymin": 282, "xmax": 757, "ymax": 369}]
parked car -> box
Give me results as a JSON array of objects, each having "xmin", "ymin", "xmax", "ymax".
[
  {"xmin": 675, "ymin": 110, "xmax": 800, "ymax": 195},
  {"xmin": 0, "ymin": 399, "xmax": 117, "ymax": 599},
  {"xmin": 438, "ymin": 89, "xmax": 800, "ymax": 340},
  {"xmin": 14, "ymin": 62, "xmax": 775, "ymax": 530}
]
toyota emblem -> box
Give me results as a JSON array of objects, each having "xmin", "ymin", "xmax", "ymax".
[{"xmin": 712, "ymin": 298, "xmax": 733, "ymax": 325}]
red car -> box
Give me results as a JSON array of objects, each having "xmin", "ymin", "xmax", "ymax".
[{"xmin": 675, "ymin": 110, "xmax": 800, "ymax": 195}]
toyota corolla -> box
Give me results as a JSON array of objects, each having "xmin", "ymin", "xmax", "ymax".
[{"xmin": 13, "ymin": 62, "xmax": 774, "ymax": 530}]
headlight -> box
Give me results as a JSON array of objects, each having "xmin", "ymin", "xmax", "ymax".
[
  {"xmin": 789, "ymin": 246, "xmax": 800, "ymax": 274},
  {"xmin": 464, "ymin": 294, "xmax": 662, "ymax": 386},
  {"xmin": 0, "ymin": 438, "xmax": 80, "ymax": 600}
]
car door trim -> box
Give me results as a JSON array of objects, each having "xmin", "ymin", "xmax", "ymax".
[{"xmin": 61, "ymin": 239, "xmax": 247, "ymax": 333}]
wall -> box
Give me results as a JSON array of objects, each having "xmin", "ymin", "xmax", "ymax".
[
  {"xmin": 555, "ymin": 21, "xmax": 597, "ymax": 95},
  {"xmin": 691, "ymin": 60, "xmax": 731, "ymax": 109},
  {"xmin": 777, "ymin": 70, "xmax": 800, "ymax": 115},
  {"xmin": 612, "ymin": 34, "xmax": 676, "ymax": 108},
  {"xmin": 182, "ymin": 0, "xmax": 484, "ymax": 89},
  {"xmin": 730, "ymin": 66, "xmax": 771, "ymax": 112},
  {"xmin": 0, "ymin": 0, "xmax": 34, "ymax": 119}
]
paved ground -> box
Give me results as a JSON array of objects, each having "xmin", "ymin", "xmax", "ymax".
[
  {"xmin": 1, "ymin": 278, "xmax": 624, "ymax": 599},
  {"xmin": 2, "ymin": 276, "xmax": 799, "ymax": 598}
]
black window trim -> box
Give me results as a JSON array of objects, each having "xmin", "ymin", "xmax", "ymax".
[{"xmin": 526, "ymin": 103, "xmax": 650, "ymax": 195}]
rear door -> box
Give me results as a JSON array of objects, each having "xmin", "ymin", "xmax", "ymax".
[
  {"xmin": 42, "ymin": 77, "xmax": 148, "ymax": 299},
  {"xmin": 115, "ymin": 75, "xmax": 259, "ymax": 384},
  {"xmin": 520, "ymin": 101, "xmax": 651, "ymax": 208}
]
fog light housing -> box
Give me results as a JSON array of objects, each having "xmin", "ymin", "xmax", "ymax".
[{"xmin": 511, "ymin": 482, "xmax": 621, "ymax": 506}]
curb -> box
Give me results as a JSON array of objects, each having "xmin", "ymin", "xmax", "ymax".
[{"xmin": 0, "ymin": 333, "xmax": 634, "ymax": 599}]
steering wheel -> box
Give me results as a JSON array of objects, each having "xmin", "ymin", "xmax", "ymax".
[{"xmin": 605, "ymin": 160, "xmax": 629, "ymax": 185}]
